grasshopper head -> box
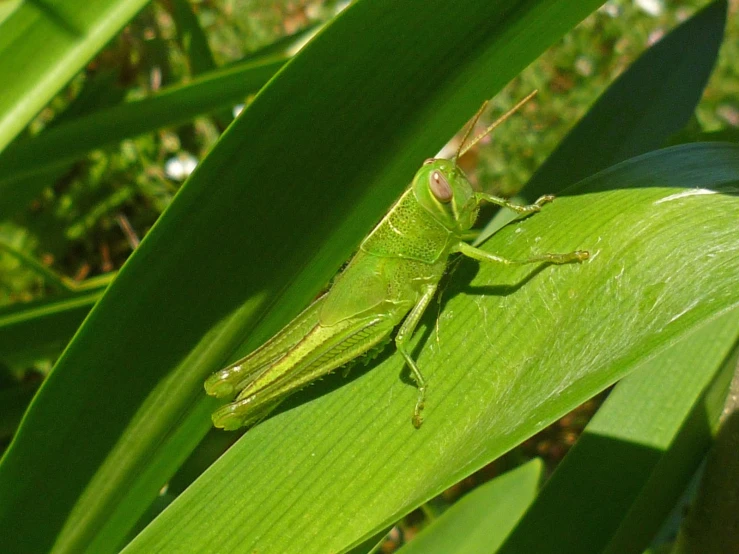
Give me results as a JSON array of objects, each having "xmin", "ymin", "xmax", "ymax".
[
  {"xmin": 412, "ymin": 158, "xmax": 479, "ymax": 232},
  {"xmin": 412, "ymin": 91, "xmax": 539, "ymax": 234}
]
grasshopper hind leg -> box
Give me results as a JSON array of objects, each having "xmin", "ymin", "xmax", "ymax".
[
  {"xmin": 210, "ymin": 339, "xmax": 388, "ymax": 430},
  {"xmin": 211, "ymin": 315, "xmax": 398, "ymax": 430},
  {"xmin": 394, "ymin": 283, "xmax": 438, "ymax": 428}
]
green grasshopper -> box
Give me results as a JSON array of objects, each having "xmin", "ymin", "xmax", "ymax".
[{"xmin": 205, "ymin": 92, "xmax": 589, "ymax": 430}]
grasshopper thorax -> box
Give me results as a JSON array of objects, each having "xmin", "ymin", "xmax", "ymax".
[{"xmin": 411, "ymin": 158, "xmax": 479, "ymax": 234}]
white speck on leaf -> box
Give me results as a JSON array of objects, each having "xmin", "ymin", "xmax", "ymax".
[
  {"xmin": 667, "ymin": 300, "xmax": 700, "ymax": 325},
  {"xmin": 654, "ymin": 188, "xmax": 717, "ymax": 204}
]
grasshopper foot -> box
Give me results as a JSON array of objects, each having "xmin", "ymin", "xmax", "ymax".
[
  {"xmin": 534, "ymin": 194, "xmax": 555, "ymax": 207},
  {"xmin": 512, "ymin": 194, "xmax": 555, "ymax": 216},
  {"xmin": 412, "ymin": 390, "xmax": 426, "ymax": 429},
  {"xmin": 552, "ymin": 250, "xmax": 590, "ymax": 264}
]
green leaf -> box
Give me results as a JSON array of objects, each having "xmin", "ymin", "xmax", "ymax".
[
  {"xmin": 0, "ymin": 0, "xmax": 151, "ymax": 153},
  {"xmin": 0, "ymin": 1, "xmax": 607, "ymax": 553},
  {"xmin": 672, "ymin": 354, "xmax": 739, "ymax": 554},
  {"xmin": 397, "ymin": 459, "xmax": 543, "ymax": 554},
  {"xmin": 0, "ymin": 285, "xmax": 106, "ymax": 367},
  {"xmin": 479, "ymin": 0, "xmax": 727, "ymax": 240},
  {"xmin": 168, "ymin": 0, "xmax": 215, "ymax": 76},
  {"xmin": 495, "ymin": 310, "xmax": 739, "ymax": 554},
  {"xmin": 124, "ymin": 143, "xmax": 739, "ymax": 553},
  {"xmin": 524, "ymin": 0, "xmax": 727, "ymax": 200},
  {"xmin": 0, "ymin": 55, "xmax": 286, "ymax": 211}
]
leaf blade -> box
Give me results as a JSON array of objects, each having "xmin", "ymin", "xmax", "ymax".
[
  {"xmin": 0, "ymin": 1, "xmax": 607, "ymax": 552},
  {"xmin": 0, "ymin": 0, "xmax": 150, "ymax": 152},
  {"xmin": 124, "ymin": 144, "xmax": 739, "ymax": 554}
]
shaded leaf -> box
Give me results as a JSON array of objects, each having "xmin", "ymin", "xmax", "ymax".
[
  {"xmin": 497, "ymin": 311, "xmax": 739, "ymax": 554},
  {"xmin": 397, "ymin": 459, "xmax": 543, "ymax": 554},
  {"xmin": 0, "ymin": 1, "xmax": 606, "ymax": 553},
  {"xmin": 124, "ymin": 143, "xmax": 739, "ymax": 554}
]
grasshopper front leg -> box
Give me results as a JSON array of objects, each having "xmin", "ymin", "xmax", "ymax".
[
  {"xmin": 395, "ymin": 282, "xmax": 438, "ymax": 429},
  {"xmin": 455, "ymin": 241, "xmax": 589, "ymax": 266},
  {"xmin": 476, "ymin": 193, "xmax": 555, "ymax": 217}
]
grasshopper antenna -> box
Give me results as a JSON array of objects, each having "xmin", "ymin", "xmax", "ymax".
[
  {"xmin": 456, "ymin": 90, "xmax": 538, "ymax": 161},
  {"xmin": 453, "ymin": 100, "xmax": 488, "ymax": 165}
]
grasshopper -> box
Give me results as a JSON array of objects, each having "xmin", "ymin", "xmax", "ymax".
[{"xmin": 205, "ymin": 92, "xmax": 589, "ymax": 430}]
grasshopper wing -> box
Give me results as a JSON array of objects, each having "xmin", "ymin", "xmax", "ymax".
[
  {"xmin": 204, "ymin": 295, "xmax": 328, "ymax": 398},
  {"xmin": 208, "ymin": 255, "xmax": 413, "ymax": 430}
]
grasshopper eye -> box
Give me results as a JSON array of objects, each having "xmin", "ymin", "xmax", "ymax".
[{"xmin": 429, "ymin": 171, "xmax": 453, "ymax": 203}]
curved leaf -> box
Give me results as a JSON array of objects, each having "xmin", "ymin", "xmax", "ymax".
[
  {"xmin": 497, "ymin": 311, "xmax": 739, "ymax": 554},
  {"xmin": 0, "ymin": 1, "xmax": 605, "ymax": 552},
  {"xmin": 0, "ymin": 0, "xmax": 150, "ymax": 152},
  {"xmin": 0, "ymin": 56, "xmax": 286, "ymax": 186},
  {"xmin": 397, "ymin": 459, "xmax": 544, "ymax": 554},
  {"xmin": 523, "ymin": 0, "xmax": 727, "ymax": 200},
  {"xmin": 124, "ymin": 143, "xmax": 739, "ymax": 553}
]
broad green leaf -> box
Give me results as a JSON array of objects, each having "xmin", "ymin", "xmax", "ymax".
[
  {"xmin": 473, "ymin": 7, "xmax": 737, "ymax": 550},
  {"xmin": 0, "ymin": 0, "xmax": 151, "ymax": 153},
  {"xmin": 496, "ymin": 310, "xmax": 739, "ymax": 554},
  {"xmin": 391, "ymin": 315, "xmax": 738, "ymax": 554},
  {"xmin": 0, "ymin": 1, "xmax": 607, "ymax": 552},
  {"xmin": 397, "ymin": 459, "xmax": 543, "ymax": 554},
  {"xmin": 124, "ymin": 143, "xmax": 739, "ymax": 554}
]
